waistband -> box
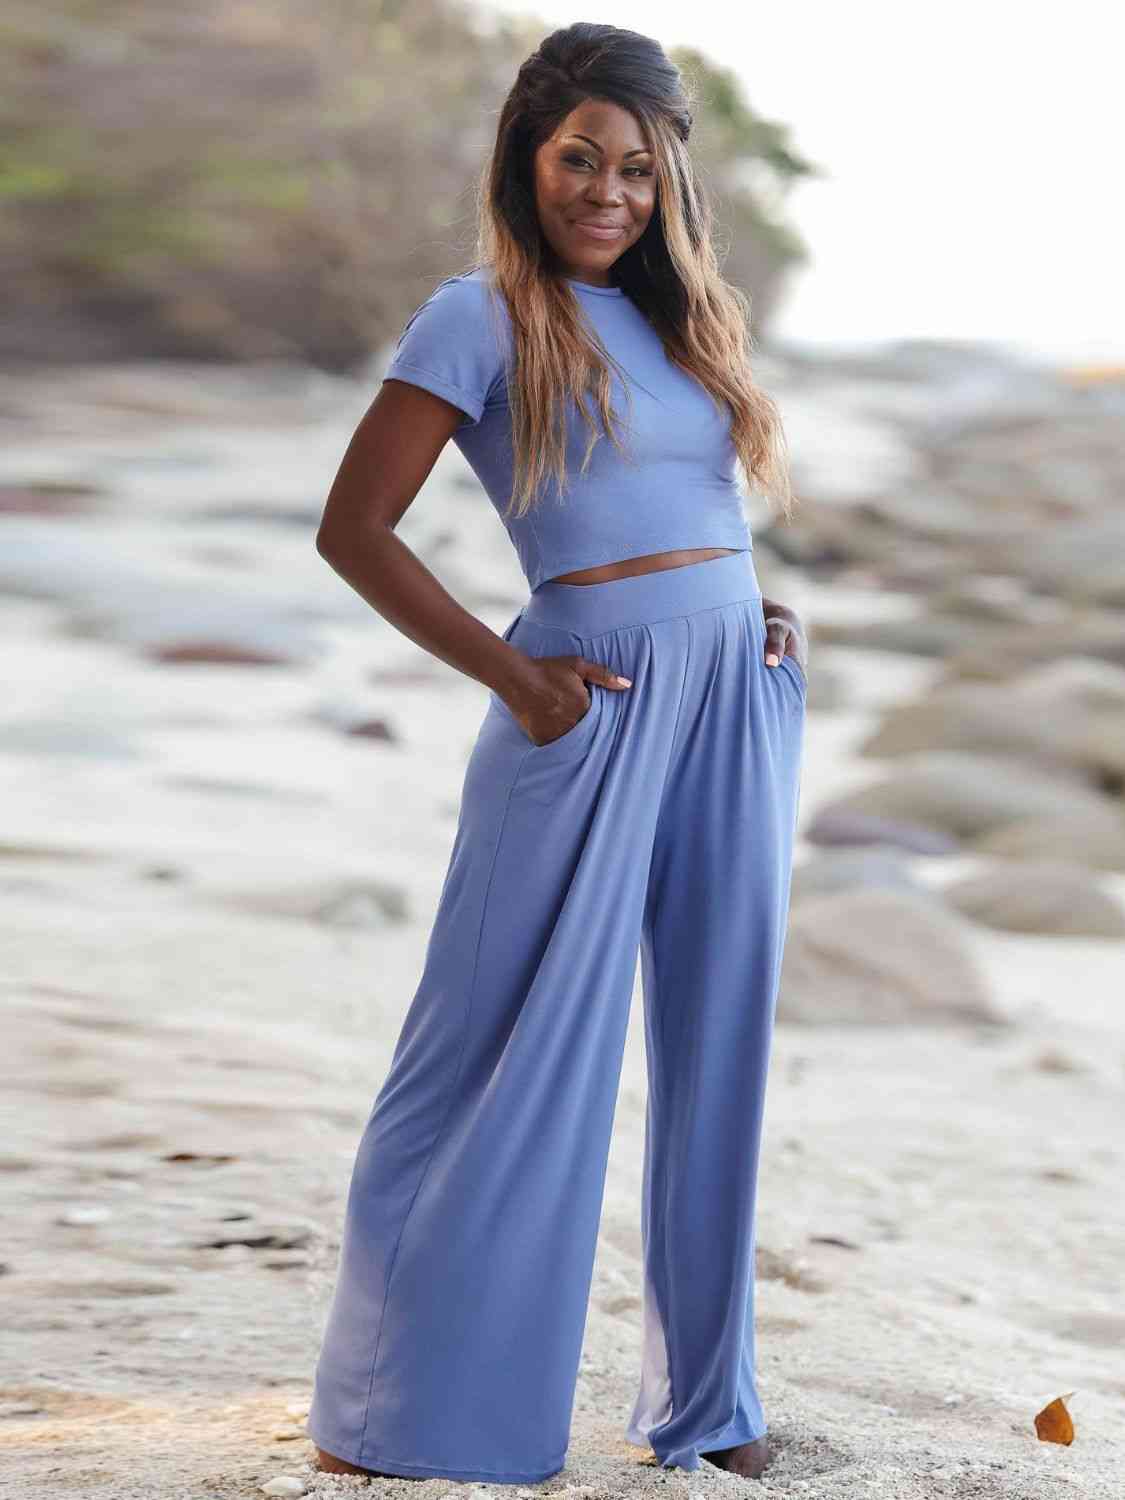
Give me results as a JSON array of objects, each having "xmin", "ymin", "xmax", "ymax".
[{"xmin": 523, "ymin": 547, "xmax": 761, "ymax": 636}]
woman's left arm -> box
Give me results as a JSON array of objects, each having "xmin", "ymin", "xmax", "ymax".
[{"xmin": 761, "ymin": 595, "xmax": 808, "ymax": 673}]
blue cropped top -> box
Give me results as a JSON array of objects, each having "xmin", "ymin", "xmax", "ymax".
[{"xmin": 382, "ymin": 265, "xmax": 754, "ymax": 592}]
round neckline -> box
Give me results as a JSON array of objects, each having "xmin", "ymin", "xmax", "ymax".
[{"xmin": 564, "ymin": 276, "xmax": 625, "ymax": 297}]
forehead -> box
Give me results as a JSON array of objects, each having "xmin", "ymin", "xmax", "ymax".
[{"xmin": 555, "ymin": 98, "xmax": 651, "ymax": 152}]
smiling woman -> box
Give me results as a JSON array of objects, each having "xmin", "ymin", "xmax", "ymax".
[{"xmin": 306, "ymin": 20, "xmax": 807, "ymax": 1488}]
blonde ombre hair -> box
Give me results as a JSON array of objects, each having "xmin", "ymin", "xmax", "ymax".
[{"xmin": 458, "ymin": 22, "xmax": 793, "ymax": 524}]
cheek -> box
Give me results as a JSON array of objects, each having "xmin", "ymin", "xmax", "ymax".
[
  {"xmin": 532, "ymin": 157, "xmax": 559, "ymax": 205},
  {"xmin": 631, "ymin": 195, "xmax": 656, "ymax": 228}
]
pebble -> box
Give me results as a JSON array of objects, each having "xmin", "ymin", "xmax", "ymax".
[
  {"xmin": 259, "ymin": 1479, "xmax": 308, "ymax": 1498},
  {"xmin": 56, "ymin": 1204, "xmax": 112, "ymax": 1226}
]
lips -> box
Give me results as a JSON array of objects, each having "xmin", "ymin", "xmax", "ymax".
[{"xmin": 572, "ymin": 220, "xmax": 627, "ymax": 240}]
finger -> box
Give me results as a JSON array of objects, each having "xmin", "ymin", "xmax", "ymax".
[
  {"xmin": 763, "ymin": 615, "xmax": 792, "ymax": 668},
  {"xmin": 574, "ymin": 658, "xmax": 632, "ymax": 690}
]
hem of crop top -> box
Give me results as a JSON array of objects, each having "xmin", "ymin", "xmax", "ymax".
[{"xmin": 530, "ymin": 533, "xmax": 754, "ymax": 591}]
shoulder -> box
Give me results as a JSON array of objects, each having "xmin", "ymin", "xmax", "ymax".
[
  {"xmin": 401, "ymin": 267, "xmax": 511, "ymax": 346},
  {"xmin": 384, "ymin": 265, "xmax": 512, "ymax": 427}
]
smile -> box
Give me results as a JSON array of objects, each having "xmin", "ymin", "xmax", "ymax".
[{"xmin": 571, "ymin": 222, "xmax": 626, "ymax": 240}]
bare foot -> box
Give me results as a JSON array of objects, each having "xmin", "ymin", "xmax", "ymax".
[
  {"xmin": 701, "ymin": 1434, "xmax": 770, "ymax": 1480},
  {"xmin": 315, "ymin": 1446, "xmax": 424, "ymax": 1480}
]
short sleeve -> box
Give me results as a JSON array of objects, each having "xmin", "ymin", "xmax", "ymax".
[{"xmin": 383, "ymin": 274, "xmax": 507, "ymax": 428}]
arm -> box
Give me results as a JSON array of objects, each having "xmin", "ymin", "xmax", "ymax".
[
  {"xmin": 315, "ymin": 379, "xmax": 628, "ymax": 744},
  {"xmin": 315, "ymin": 377, "xmax": 529, "ymax": 699}
]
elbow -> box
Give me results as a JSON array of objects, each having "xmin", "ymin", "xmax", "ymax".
[
  {"xmin": 316, "ymin": 514, "xmax": 393, "ymax": 563},
  {"xmin": 315, "ymin": 519, "xmax": 343, "ymax": 561}
]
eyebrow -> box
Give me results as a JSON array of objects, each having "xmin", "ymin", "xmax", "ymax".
[{"xmin": 563, "ymin": 133, "xmax": 653, "ymax": 158}]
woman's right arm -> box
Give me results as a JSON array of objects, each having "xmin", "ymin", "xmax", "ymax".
[
  {"xmin": 315, "ymin": 377, "xmax": 627, "ymax": 748},
  {"xmin": 315, "ymin": 375, "xmax": 538, "ymax": 702}
]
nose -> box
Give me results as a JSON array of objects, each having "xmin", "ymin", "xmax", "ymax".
[{"xmin": 584, "ymin": 180, "xmax": 625, "ymax": 207}]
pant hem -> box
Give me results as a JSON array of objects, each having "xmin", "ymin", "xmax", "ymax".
[
  {"xmin": 654, "ymin": 1423, "xmax": 769, "ymax": 1472},
  {"xmin": 308, "ymin": 1424, "xmax": 567, "ymax": 1484}
]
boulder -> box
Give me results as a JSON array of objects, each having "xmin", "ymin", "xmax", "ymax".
[
  {"xmin": 973, "ymin": 810, "xmax": 1125, "ymax": 874},
  {"xmin": 805, "ymin": 809, "xmax": 960, "ymax": 857},
  {"xmin": 944, "ymin": 860, "xmax": 1125, "ymax": 937},
  {"xmin": 790, "ymin": 848, "xmax": 925, "ymax": 905},
  {"xmin": 818, "ymin": 752, "xmax": 1112, "ymax": 842},
  {"xmin": 778, "ymin": 887, "xmax": 1002, "ymax": 1026}
]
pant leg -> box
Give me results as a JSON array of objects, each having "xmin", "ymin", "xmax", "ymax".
[
  {"xmin": 307, "ymin": 612, "xmax": 679, "ymax": 1483},
  {"xmin": 624, "ymin": 595, "xmax": 806, "ymax": 1471}
]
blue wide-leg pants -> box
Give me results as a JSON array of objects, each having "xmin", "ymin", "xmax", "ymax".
[{"xmin": 306, "ymin": 548, "xmax": 806, "ymax": 1481}]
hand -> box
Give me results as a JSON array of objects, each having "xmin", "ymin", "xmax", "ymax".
[
  {"xmin": 504, "ymin": 654, "xmax": 631, "ymax": 747},
  {"xmin": 761, "ymin": 596, "xmax": 808, "ymax": 675}
]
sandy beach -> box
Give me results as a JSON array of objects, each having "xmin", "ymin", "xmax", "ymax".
[{"xmin": 2, "ymin": 350, "xmax": 1123, "ymax": 1499}]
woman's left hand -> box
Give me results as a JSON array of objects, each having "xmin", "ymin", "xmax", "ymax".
[{"xmin": 761, "ymin": 596, "xmax": 808, "ymax": 675}]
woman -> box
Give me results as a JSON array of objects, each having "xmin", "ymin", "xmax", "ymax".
[{"xmin": 307, "ymin": 21, "xmax": 807, "ymax": 1486}]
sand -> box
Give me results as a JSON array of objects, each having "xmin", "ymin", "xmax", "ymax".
[{"xmin": 1, "ymin": 357, "xmax": 1122, "ymax": 1498}]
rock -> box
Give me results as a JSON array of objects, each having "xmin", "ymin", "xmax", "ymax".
[
  {"xmin": 856, "ymin": 488, "xmax": 1017, "ymax": 546},
  {"xmin": 778, "ymin": 888, "xmax": 1003, "ymax": 1026},
  {"xmin": 756, "ymin": 507, "xmax": 911, "ymax": 572},
  {"xmin": 1065, "ymin": 721, "xmax": 1125, "ymax": 793},
  {"xmin": 805, "ymin": 809, "xmax": 960, "ymax": 856},
  {"xmin": 1033, "ymin": 1047, "xmax": 1088, "ymax": 1074},
  {"xmin": 56, "ymin": 1205, "xmax": 112, "ymax": 1226},
  {"xmin": 812, "ymin": 614, "xmax": 978, "ymax": 658},
  {"xmin": 1073, "ymin": 561, "xmax": 1125, "ymax": 609},
  {"xmin": 259, "ymin": 1480, "xmax": 307, "ymax": 1498},
  {"xmin": 973, "ymin": 809, "xmax": 1125, "ymax": 873},
  {"xmin": 315, "ymin": 885, "xmax": 409, "ymax": 929},
  {"xmin": 860, "ymin": 659, "xmax": 1125, "ymax": 786},
  {"xmin": 213, "ymin": 879, "xmax": 409, "ymax": 930},
  {"xmin": 755, "ymin": 1244, "xmax": 829, "ymax": 1293},
  {"xmin": 202, "ymin": 1224, "xmax": 315, "ymax": 1251},
  {"xmin": 344, "ymin": 718, "xmax": 396, "ymax": 741},
  {"xmin": 820, "ymin": 752, "xmax": 1113, "ymax": 842},
  {"xmin": 998, "ymin": 515, "xmax": 1125, "ymax": 598},
  {"xmin": 146, "ymin": 641, "xmax": 294, "ymax": 667},
  {"xmin": 790, "ymin": 848, "xmax": 924, "ymax": 904},
  {"xmin": 942, "ymin": 615, "xmax": 1125, "ymax": 681},
  {"xmin": 944, "ymin": 860, "xmax": 1125, "ymax": 936},
  {"xmin": 926, "ymin": 575, "xmax": 1067, "ymax": 628},
  {"xmin": 860, "ymin": 685, "xmax": 1048, "ymax": 764},
  {"xmin": 0, "ymin": 481, "xmax": 101, "ymax": 514},
  {"xmin": 0, "ymin": 523, "xmax": 328, "ymax": 661}
]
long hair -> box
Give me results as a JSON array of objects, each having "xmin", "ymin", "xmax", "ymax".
[{"xmin": 464, "ymin": 21, "xmax": 794, "ymax": 523}]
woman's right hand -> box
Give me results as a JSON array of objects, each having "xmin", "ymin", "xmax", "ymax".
[{"xmin": 503, "ymin": 654, "xmax": 631, "ymax": 747}]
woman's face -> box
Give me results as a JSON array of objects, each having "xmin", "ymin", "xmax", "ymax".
[{"xmin": 533, "ymin": 98, "xmax": 656, "ymax": 286}]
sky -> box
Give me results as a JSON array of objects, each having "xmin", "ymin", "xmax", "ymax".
[{"xmin": 480, "ymin": 0, "xmax": 1120, "ymax": 364}]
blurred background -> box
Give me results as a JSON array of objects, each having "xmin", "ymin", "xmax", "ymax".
[{"xmin": 3, "ymin": 3, "xmax": 1123, "ymax": 1497}]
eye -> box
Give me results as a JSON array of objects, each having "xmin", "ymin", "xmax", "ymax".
[{"xmin": 562, "ymin": 153, "xmax": 651, "ymax": 177}]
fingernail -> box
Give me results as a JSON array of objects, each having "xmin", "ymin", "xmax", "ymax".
[
  {"xmin": 765, "ymin": 654, "xmax": 779, "ymax": 667},
  {"xmin": 615, "ymin": 675, "xmax": 631, "ymax": 686}
]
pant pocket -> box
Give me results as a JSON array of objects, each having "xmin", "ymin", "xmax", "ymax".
[{"xmin": 490, "ymin": 611, "xmax": 604, "ymax": 765}]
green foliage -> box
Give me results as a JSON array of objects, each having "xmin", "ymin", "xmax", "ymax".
[{"xmin": 0, "ymin": 0, "xmax": 817, "ymax": 365}]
